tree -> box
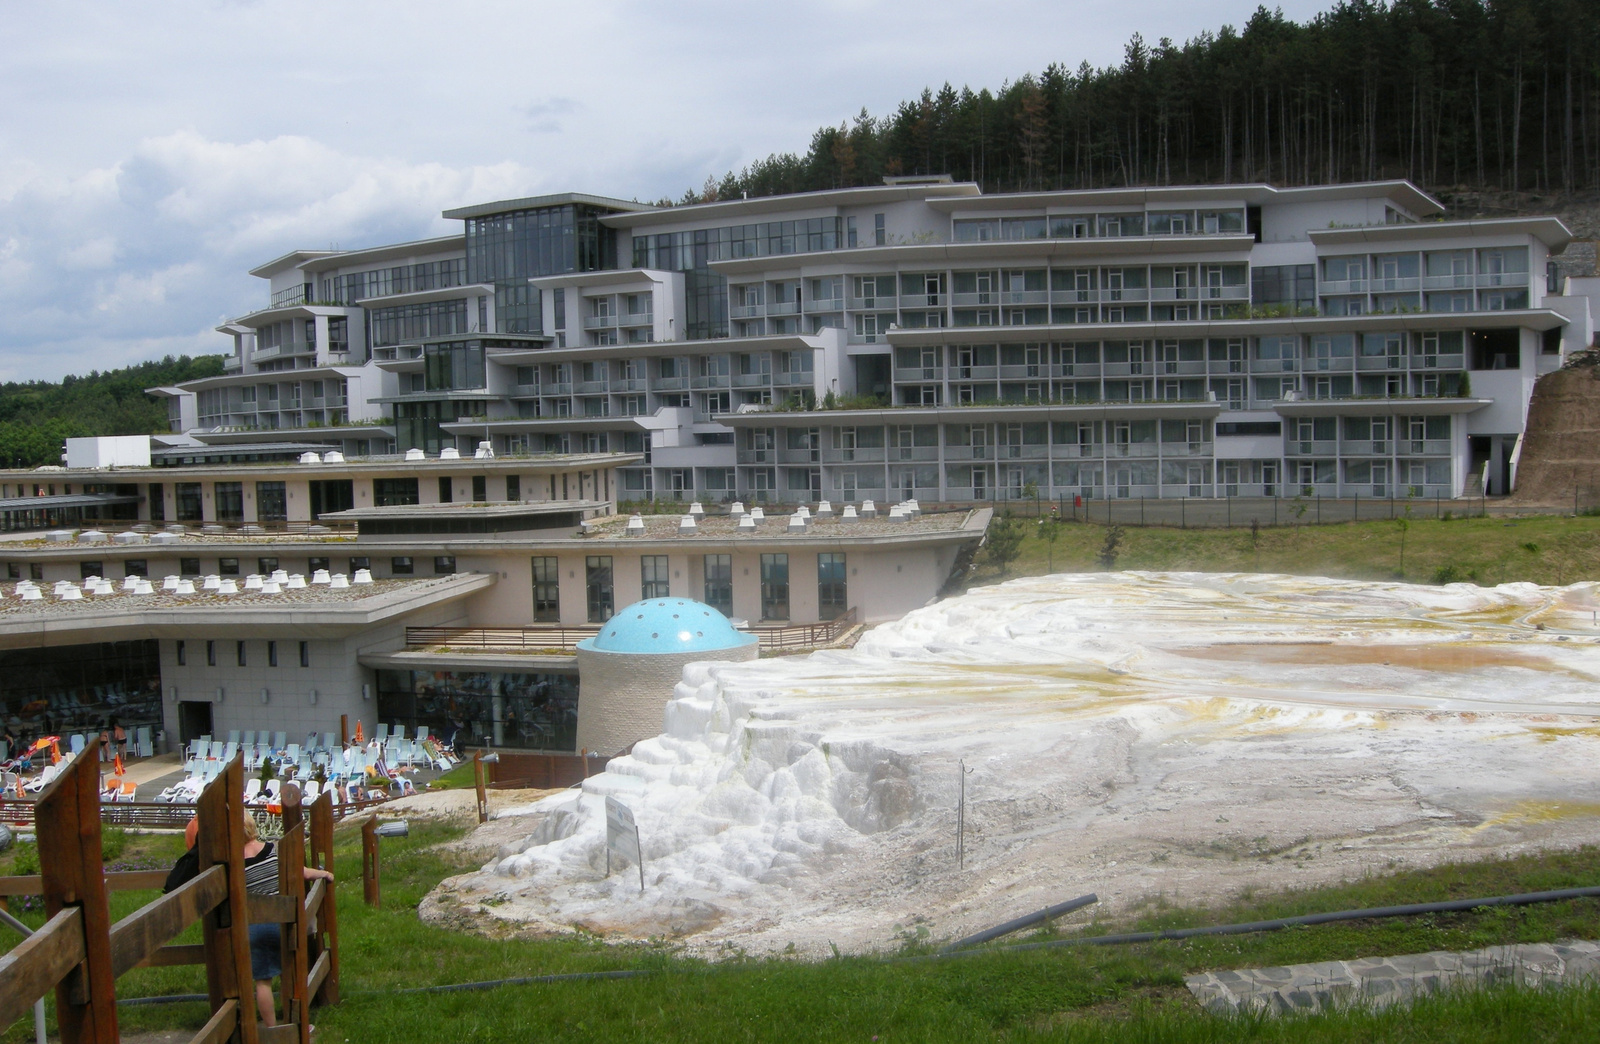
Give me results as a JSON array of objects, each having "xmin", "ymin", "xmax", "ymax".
[
  {"xmin": 1099, "ymin": 525, "xmax": 1125, "ymax": 571},
  {"xmin": 1037, "ymin": 513, "xmax": 1065, "ymax": 572},
  {"xmin": 985, "ymin": 513, "xmax": 1026, "ymax": 574}
]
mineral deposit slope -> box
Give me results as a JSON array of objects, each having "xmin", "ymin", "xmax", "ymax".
[{"xmin": 424, "ymin": 572, "xmax": 1600, "ymax": 955}]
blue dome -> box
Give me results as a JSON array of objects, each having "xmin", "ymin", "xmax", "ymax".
[{"xmin": 579, "ymin": 598, "xmax": 757, "ymax": 654}]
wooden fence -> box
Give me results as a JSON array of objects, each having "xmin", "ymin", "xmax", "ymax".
[
  {"xmin": 0, "ymin": 751, "xmax": 339, "ymax": 1043},
  {"xmin": 0, "ymin": 792, "xmax": 387, "ymax": 832}
]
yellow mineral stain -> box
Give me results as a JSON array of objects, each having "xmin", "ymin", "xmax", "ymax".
[{"xmin": 1475, "ymin": 800, "xmax": 1600, "ymax": 831}]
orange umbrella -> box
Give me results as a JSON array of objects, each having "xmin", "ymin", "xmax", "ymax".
[
  {"xmin": 353, "ymin": 721, "xmax": 364, "ymax": 744},
  {"xmin": 113, "ymin": 753, "xmax": 124, "ymax": 776}
]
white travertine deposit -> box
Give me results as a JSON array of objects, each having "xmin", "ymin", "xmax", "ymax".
[{"xmin": 425, "ymin": 572, "xmax": 1600, "ymax": 955}]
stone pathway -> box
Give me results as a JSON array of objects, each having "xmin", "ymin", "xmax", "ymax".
[{"xmin": 1186, "ymin": 939, "xmax": 1600, "ymax": 1015}]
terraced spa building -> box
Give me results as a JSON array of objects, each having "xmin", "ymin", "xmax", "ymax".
[
  {"xmin": 0, "ymin": 446, "xmax": 988, "ymax": 757},
  {"xmin": 146, "ymin": 177, "xmax": 1597, "ymax": 506}
]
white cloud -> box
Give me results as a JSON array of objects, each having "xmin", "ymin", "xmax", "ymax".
[{"xmin": 0, "ymin": 0, "xmax": 1338, "ymax": 381}]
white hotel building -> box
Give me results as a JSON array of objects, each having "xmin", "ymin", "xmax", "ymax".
[{"xmin": 151, "ymin": 177, "xmax": 1596, "ymax": 505}]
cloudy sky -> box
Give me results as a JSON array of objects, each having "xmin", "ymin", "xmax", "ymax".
[{"xmin": 0, "ymin": 0, "xmax": 1333, "ymax": 383}]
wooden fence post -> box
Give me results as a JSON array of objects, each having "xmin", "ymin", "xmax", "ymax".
[
  {"xmin": 277, "ymin": 785, "xmax": 310, "ymax": 1044},
  {"xmin": 339, "ymin": 715, "xmax": 348, "ymax": 748},
  {"xmin": 35, "ymin": 748, "xmax": 117, "ymax": 1044},
  {"xmin": 474, "ymin": 751, "xmax": 488, "ymax": 824},
  {"xmin": 361, "ymin": 817, "xmax": 379, "ymax": 909},
  {"xmin": 195, "ymin": 754, "xmax": 259, "ymax": 1044},
  {"xmin": 307, "ymin": 791, "xmax": 339, "ymax": 1006}
]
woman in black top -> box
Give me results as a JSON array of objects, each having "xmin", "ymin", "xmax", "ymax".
[{"xmin": 164, "ymin": 811, "xmax": 333, "ymax": 1029}]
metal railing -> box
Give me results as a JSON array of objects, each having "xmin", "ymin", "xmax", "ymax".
[{"xmin": 406, "ymin": 608, "xmax": 861, "ymax": 653}]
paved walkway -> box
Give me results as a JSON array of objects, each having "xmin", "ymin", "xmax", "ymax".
[{"xmin": 1186, "ymin": 940, "xmax": 1600, "ymax": 1015}]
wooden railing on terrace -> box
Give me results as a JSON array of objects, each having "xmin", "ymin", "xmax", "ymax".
[
  {"xmin": 0, "ymin": 793, "xmax": 388, "ymax": 832},
  {"xmin": 0, "ymin": 752, "xmax": 339, "ymax": 1043},
  {"xmin": 406, "ymin": 606, "xmax": 860, "ymax": 654}
]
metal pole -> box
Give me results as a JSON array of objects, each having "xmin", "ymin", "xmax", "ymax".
[
  {"xmin": 635, "ymin": 823, "xmax": 646, "ymax": 896},
  {"xmin": 0, "ymin": 907, "xmax": 48, "ymax": 1044}
]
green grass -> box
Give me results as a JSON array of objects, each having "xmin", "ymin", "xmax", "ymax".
[
  {"xmin": 970, "ymin": 512, "xmax": 1600, "ymax": 589},
  {"xmin": 7, "ymin": 517, "xmax": 1600, "ymax": 1040},
  {"xmin": 6, "ymin": 825, "xmax": 1600, "ymax": 1041}
]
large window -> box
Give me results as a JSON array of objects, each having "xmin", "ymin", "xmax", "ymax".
[
  {"xmin": 376, "ymin": 668, "xmax": 578, "ymax": 753},
  {"xmin": 214, "ymin": 483, "xmax": 243, "ymax": 523},
  {"xmin": 175, "ymin": 483, "xmax": 203, "ymax": 522},
  {"xmin": 368, "ymin": 300, "xmax": 468, "ymax": 347},
  {"xmin": 1251, "ymin": 264, "xmax": 1316, "ymax": 311},
  {"xmin": 423, "ymin": 341, "xmax": 487, "ymax": 391},
  {"xmin": 0, "ymin": 640, "xmax": 161, "ymax": 739},
  {"xmin": 148, "ymin": 483, "xmax": 165, "ymax": 522},
  {"xmin": 818, "ymin": 553, "xmax": 848, "ymax": 620},
  {"xmin": 703, "ymin": 554, "xmax": 733, "ymax": 617},
  {"xmin": 760, "ymin": 553, "xmax": 789, "ymax": 621},
  {"xmin": 309, "ymin": 480, "xmax": 354, "ymax": 518},
  {"xmin": 532, "ymin": 556, "xmax": 560, "ymax": 622},
  {"xmin": 373, "ymin": 478, "xmax": 420, "ymax": 506},
  {"xmin": 641, "ymin": 555, "xmax": 670, "ymax": 599},
  {"xmin": 255, "ymin": 481, "xmax": 287, "ymax": 523},
  {"xmin": 586, "ymin": 556, "xmax": 614, "ymax": 623}
]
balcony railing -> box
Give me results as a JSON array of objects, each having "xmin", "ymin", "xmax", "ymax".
[
  {"xmin": 805, "ymin": 297, "xmax": 845, "ymax": 312},
  {"xmin": 583, "ymin": 314, "xmax": 618, "ymax": 330}
]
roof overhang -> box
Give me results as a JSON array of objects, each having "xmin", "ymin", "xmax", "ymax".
[
  {"xmin": 883, "ymin": 309, "xmax": 1572, "ymax": 346},
  {"xmin": 0, "ymin": 572, "xmax": 495, "ymax": 647},
  {"xmin": 482, "ymin": 332, "xmax": 823, "ymax": 366},
  {"xmin": 442, "ymin": 193, "xmax": 654, "ymax": 221},
  {"xmin": 922, "ymin": 180, "xmax": 1444, "ymax": 218},
  {"xmin": 1273, "ymin": 397, "xmax": 1491, "ymax": 417},
  {"xmin": 719, "ymin": 400, "xmax": 1223, "ymax": 426},
  {"xmin": 1308, "ymin": 217, "xmax": 1572, "ymax": 252},
  {"xmin": 708, "ymin": 235, "xmax": 1255, "ymax": 277},
  {"xmin": 601, "ymin": 182, "xmax": 982, "ymax": 230}
]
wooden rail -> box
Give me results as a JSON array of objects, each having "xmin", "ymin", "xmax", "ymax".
[
  {"xmin": 0, "ymin": 752, "xmax": 340, "ymax": 1042},
  {"xmin": 0, "ymin": 793, "xmax": 387, "ymax": 831},
  {"xmin": 406, "ymin": 606, "xmax": 860, "ymax": 654}
]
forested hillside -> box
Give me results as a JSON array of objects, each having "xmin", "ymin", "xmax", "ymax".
[
  {"xmin": 0, "ymin": 355, "xmax": 224, "ymax": 468},
  {"xmin": 682, "ymin": 0, "xmax": 1599, "ymax": 203}
]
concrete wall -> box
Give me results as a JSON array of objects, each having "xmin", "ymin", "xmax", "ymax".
[{"xmin": 574, "ymin": 641, "xmax": 758, "ymax": 756}]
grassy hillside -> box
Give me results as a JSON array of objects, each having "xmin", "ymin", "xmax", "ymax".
[
  {"xmin": 4, "ymin": 822, "xmax": 1599, "ymax": 1042},
  {"xmin": 0, "ymin": 354, "xmax": 224, "ymax": 467},
  {"xmin": 971, "ymin": 512, "xmax": 1600, "ymax": 590}
]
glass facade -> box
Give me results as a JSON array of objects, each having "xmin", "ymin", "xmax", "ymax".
[
  {"xmin": 322, "ymin": 258, "xmax": 468, "ymax": 305},
  {"xmin": 369, "ymin": 300, "xmax": 468, "ymax": 347},
  {"xmin": 424, "ymin": 341, "xmax": 487, "ymax": 391},
  {"xmin": 376, "ymin": 668, "xmax": 578, "ymax": 753},
  {"xmin": 0, "ymin": 640, "xmax": 162, "ymax": 750},
  {"xmin": 465, "ymin": 203, "xmax": 619, "ymax": 334}
]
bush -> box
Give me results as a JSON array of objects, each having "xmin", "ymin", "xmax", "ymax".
[
  {"xmin": 1433, "ymin": 564, "xmax": 1477, "ymax": 585},
  {"xmin": 101, "ymin": 826, "xmax": 127, "ymax": 862}
]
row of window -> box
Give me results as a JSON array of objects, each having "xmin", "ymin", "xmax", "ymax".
[
  {"xmin": 953, "ymin": 209, "xmax": 1247, "ymax": 242},
  {"xmin": 535, "ymin": 552, "xmax": 847, "ymax": 624},
  {"xmin": 175, "ymin": 639, "xmax": 311, "ymax": 669}
]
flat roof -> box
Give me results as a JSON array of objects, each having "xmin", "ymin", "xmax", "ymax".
[
  {"xmin": 578, "ymin": 507, "xmax": 990, "ymax": 548},
  {"xmin": 0, "ymin": 494, "xmax": 142, "ymax": 512},
  {"xmin": 921, "ymin": 180, "xmax": 1445, "ymax": 218},
  {"xmin": 0, "ymin": 572, "xmax": 494, "ymax": 645},
  {"xmin": 1307, "ymin": 216, "xmax": 1572, "ymax": 252},
  {"xmin": 442, "ymin": 192, "xmax": 654, "ymax": 221},
  {"xmin": 601, "ymin": 182, "xmax": 983, "ymax": 230},
  {"xmin": 0, "ymin": 452, "xmax": 637, "ymax": 483},
  {"xmin": 320, "ymin": 499, "xmax": 608, "ymax": 522}
]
